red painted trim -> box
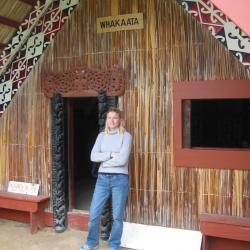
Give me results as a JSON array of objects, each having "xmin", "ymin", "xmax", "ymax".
[
  {"xmin": 0, "ymin": 208, "xmax": 30, "ymax": 223},
  {"xmin": 44, "ymin": 211, "xmax": 53, "ymax": 227},
  {"xmin": 200, "ymin": 213, "xmax": 250, "ymax": 250},
  {"xmin": 0, "ymin": 192, "xmax": 50, "ymax": 212},
  {"xmin": 174, "ymin": 149, "xmax": 250, "ymax": 169},
  {"xmin": 200, "ymin": 214, "xmax": 250, "ymax": 228},
  {"xmin": 0, "ymin": 43, "xmax": 5, "ymax": 50},
  {"xmin": 0, "ymin": 15, "xmax": 20, "ymax": 29},
  {"xmin": 173, "ymin": 80, "xmax": 250, "ymax": 99},
  {"xmin": 200, "ymin": 214, "xmax": 250, "ymax": 242},
  {"xmin": 0, "ymin": 209, "xmax": 53, "ymax": 227},
  {"xmin": 19, "ymin": 0, "xmax": 37, "ymax": 6},
  {"xmin": 173, "ymin": 80, "xmax": 250, "ymax": 170},
  {"xmin": 68, "ymin": 212, "xmax": 89, "ymax": 231},
  {"xmin": 206, "ymin": 237, "xmax": 250, "ymax": 250},
  {"xmin": 0, "ymin": 209, "xmax": 88, "ymax": 230}
]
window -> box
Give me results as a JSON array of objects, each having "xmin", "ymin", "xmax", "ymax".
[
  {"xmin": 173, "ymin": 80, "xmax": 250, "ymax": 170},
  {"xmin": 190, "ymin": 99, "xmax": 250, "ymax": 148}
]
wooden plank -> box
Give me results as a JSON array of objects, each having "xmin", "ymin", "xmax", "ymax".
[
  {"xmin": 0, "ymin": 208, "xmax": 30, "ymax": 223},
  {"xmin": 200, "ymin": 213, "xmax": 250, "ymax": 249},
  {"xmin": 19, "ymin": 0, "xmax": 37, "ymax": 6},
  {"xmin": 200, "ymin": 220, "xmax": 250, "ymax": 242},
  {"xmin": 0, "ymin": 42, "xmax": 5, "ymax": 50},
  {"xmin": 0, "ymin": 192, "xmax": 49, "ymax": 202},
  {"xmin": 0, "ymin": 15, "xmax": 20, "ymax": 28},
  {"xmin": 0, "ymin": 192, "xmax": 49, "ymax": 213},
  {"xmin": 68, "ymin": 212, "xmax": 89, "ymax": 231}
]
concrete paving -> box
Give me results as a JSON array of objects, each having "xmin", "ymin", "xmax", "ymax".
[{"xmin": 0, "ymin": 218, "xmax": 132, "ymax": 250}]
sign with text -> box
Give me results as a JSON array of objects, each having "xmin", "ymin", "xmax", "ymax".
[
  {"xmin": 8, "ymin": 181, "xmax": 39, "ymax": 196},
  {"xmin": 97, "ymin": 13, "xmax": 143, "ymax": 33}
]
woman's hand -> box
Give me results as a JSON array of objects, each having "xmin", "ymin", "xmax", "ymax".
[{"xmin": 111, "ymin": 152, "xmax": 119, "ymax": 158}]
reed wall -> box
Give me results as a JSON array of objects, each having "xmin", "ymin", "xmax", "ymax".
[
  {"xmin": 0, "ymin": 65, "xmax": 51, "ymax": 196},
  {"xmin": 0, "ymin": 0, "xmax": 249, "ymax": 230}
]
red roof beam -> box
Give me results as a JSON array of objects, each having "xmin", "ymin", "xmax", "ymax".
[
  {"xmin": 0, "ymin": 43, "xmax": 5, "ymax": 50},
  {"xmin": 19, "ymin": 0, "xmax": 37, "ymax": 6},
  {"xmin": 0, "ymin": 16, "xmax": 20, "ymax": 29}
]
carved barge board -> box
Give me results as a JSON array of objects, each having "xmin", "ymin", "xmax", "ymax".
[{"xmin": 43, "ymin": 65, "xmax": 125, "ymax": 97}]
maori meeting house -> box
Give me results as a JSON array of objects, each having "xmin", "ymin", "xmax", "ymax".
[{"xmin": 0, "ymin": 0, "xmax": 249, "ymax": 249}]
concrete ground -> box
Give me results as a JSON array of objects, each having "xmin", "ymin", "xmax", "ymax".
[{"xmin": 0, "ymin": 218, "xmax": 132, "ymax": 250}]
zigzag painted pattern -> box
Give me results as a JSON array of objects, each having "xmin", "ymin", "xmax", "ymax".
[
  {"xmin": 0, "ymin": 0, "xmax": 79, "ymax": 117},
  {"xmin": 177, "ymin": 0, "xmax": 250, "ymax": 72}
]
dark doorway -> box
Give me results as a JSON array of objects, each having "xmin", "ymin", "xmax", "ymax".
[{"xmin": 66, "ymin": 97, "xmax": 99, "ymax": 211}]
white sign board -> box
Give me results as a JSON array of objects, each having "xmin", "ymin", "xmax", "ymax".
[
  {"xmin": 8, "ymin": 181, "xmax": 39, "ymax": 196},
  {"xmin": 121, "ymin": 222, "xmax": 202, "ymax": 250}
]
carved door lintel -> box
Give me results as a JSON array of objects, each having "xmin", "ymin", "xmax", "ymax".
[{"xmin": 43, "ymin": 65, "xmax": 124, "ymax": 97}]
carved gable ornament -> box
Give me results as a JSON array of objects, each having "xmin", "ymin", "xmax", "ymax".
[{"xmin": 43, "ymin": 65, "xmax": 124, "ymax": 97}]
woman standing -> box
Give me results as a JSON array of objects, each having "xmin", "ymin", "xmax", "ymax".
[{"xmin": 80, "ymin": 107, "xmax": 132, "ymax": 250}]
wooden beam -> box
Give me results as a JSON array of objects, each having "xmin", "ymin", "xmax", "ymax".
[
  {"xmin": 0, "ymin": 16, "xmax": 20, "ymax": 29},
  {"xmin": 0, "ymin": 43, "xmax": 5, "ymax": 50},
  {"xmin": 19, "ymin": 0, "xmax": 37, "ymax": 6}
]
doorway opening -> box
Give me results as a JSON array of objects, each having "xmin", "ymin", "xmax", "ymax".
[{"xmin": 66, "ymin": 97, "xmax": 99, "ymax": 212}]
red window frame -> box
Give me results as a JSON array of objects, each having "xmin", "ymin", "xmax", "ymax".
[{"xmin": 173, "ymin": 80, "xmax": 250, "ymax": 170}]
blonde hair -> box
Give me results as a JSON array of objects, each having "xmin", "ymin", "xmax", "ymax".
[{"xmin": 104, "ymin": 107, "xmax": 126, "ymax": 134}]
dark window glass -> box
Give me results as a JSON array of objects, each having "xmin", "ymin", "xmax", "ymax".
[{"xmin": 190, "ymin": 99, "xmax": 250, "ymax": 148}]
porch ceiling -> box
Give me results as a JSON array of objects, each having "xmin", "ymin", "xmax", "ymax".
[{"xmin": 0, "ymin": 0, "xmax": 35, "ymax": 51}]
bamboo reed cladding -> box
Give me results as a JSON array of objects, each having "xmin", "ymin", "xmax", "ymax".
[
  {"xmin": 0, "ymin": 64, "xmax": 51, "ymax": 199},
  {"xmin": 0, "ymin": 0, "xmax": 249, "ymax": 229}
]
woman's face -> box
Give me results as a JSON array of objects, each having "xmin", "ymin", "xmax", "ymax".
[{"xmin": 106, "ymin": 111, "xmax": 120, "ymax": 130}]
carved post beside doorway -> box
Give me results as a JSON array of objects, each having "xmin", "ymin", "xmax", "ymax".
[{"xmin": 51, "ymin": 93, "xmax": 66, "ymax": 232}]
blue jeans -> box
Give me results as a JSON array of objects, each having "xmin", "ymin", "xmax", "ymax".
[{"xmin": 86, "ymin": 174, "xmax": 129, "ymax": 250}]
